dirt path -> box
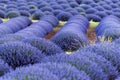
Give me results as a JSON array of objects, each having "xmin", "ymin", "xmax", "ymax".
[
  {"xmin": 45, "ymin": 31, "xmax": 57, "ymax": 39},
  {"xmin": 87, "ymin": 27, "xmax": 97, "ymax": 44},
  {"xmin": 45, "ymin": 23, "xmax": 62, "ymax": 39},
  {"xmin": 45, "ymin": 24, "xmax": 97, "ymax": 44}
]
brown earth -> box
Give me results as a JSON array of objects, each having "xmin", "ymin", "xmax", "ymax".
[
  {"xmin": 45, "ymin": 25, "xmax": 97, "ymax": 44},
  {"xmin": 45, "ymin": 31, "xmax": 57, "ymax": 39},
  {"xmin": 45, "ymin": 24, "xmax": 62, "ymax": 39},
  {"xmin": 86, "ymin": 27, "xmax": 97, "ymax": 44}
]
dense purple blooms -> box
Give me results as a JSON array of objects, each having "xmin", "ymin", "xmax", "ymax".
[
  {"xmin": 0, "ymin": 34, "xmax": 24, "ymax": 44},
  {"xmin": 114, "ymin": 37, "xmax": 120, "ymax": 45},
  {"xmin": 87, "ymin": 14, "xmax": 101, "ymax": 22},
  {"xmin": 95, "ymin": 11, "xmax": 107, "ymax": 18},
  {"xmin": 0, "ymin": 34, "xmax": 24, "ymax": 40},
  {"xmin": 95, "ymin": 15, "xmax": 120, "ymax": 41},
  {"xmin": 75, "ymin": 0, "xmax": 81, "ymax": 4},
  {"xmin": 80, "ymin": 42, "xmax": 120, "ymax": 72},
  {"xmin": 116, "ymin": 76, "xmax": 120, "ymax": 80},
  {"xmin": 0, "ymin": 16, "xmax": 31, "ymax": 36},
  {"xmin": 15, "ymin": 17, "xmax": 55, "ymax": 38},
  {"xmin": 0, "ymin": 42, "xmax": 45, "ymax": 69},
  {"xmin": 56, "ymin": 11, "xmax": 73, "ymax": 21},
  {"xmin": 74, "ymin": 51, "xmax": 118, "ymax": 79},
  {"xmin": 15, "ymin": 27, "xmax": 45, "ymax": 38},
  {"xmin": 53, "ymin": 10, "xmax": 63, "ymax": 16},
  {"xmin": 94, "ymin": 6, "xmax": 105, "ymax": 11},
  {"xmin": 69, "ymin": 15, "xmax": 89, "ymax": 28},
  {"xmin": 32, "ymin": 20, "xmax": 53, "ymax": 33},
  {"xmin": 40, "ymin": 15, "xmax": 59, "ymax": 27},
  {"xmin": 86, "ymin": 8, "xmax": 97, "ymax": 14},
  {"xmin": 81, "ymin": 0, "xmax": 94, "ymax": 4},
  {"xmin": 0, "ymin": 1, "xmax": 120, "ymax": 80},
  {"xmin": 15, "ymin": 16, "xmax": 32, "ymax": 26},
  {"xmin": 0, "ymin": 0, "xmax": 120, "ymax": 21},
  {"xmin": 40, "ymin": 6, "xmax": 53, "ymax": 12},
  {"xmin": 51, "ymin": 31, "xmax": 88, "ymax": 51},
  {"xmin": 31, "ymin": 10, "xmax": 44, "ymax": 20},
  {"xmin": 6, "ymin": 4, "xmax": 17, "ymax": 9},
  {"xmin": 0, "ymin": 65, "xmax": 58, "ymax": 80},
  {"xmin": 51, "ymin": 15, "xmax": 89, "ymax": 51},
  {"xmin": 44, "ymin": 11, "xmax": 54, "ymax": 15},
  {"xmin": 69, "ymin": 2, "xmax": 79, "ymax": 8},
  {"xmin": 0, "ymin": 59, "xmax": 12, "ymax": 76},
  {"xmin": 22, "ymin": 37, "xmax": 64, "ymax": 56},
  {"xmin": 42, "ymin": 53, "xmax": 108, "ymax": 80},
  {"xmin": 102, "ymin": 5, "xmax": 112, "ymax": 10},
  {"xmin": 78, "ymin": 0, "xmax": 120, "ymax": 20},
  {"xmin": 57, "ymin": 0, "xmax": 68, "ymax": 4},
  {"xmin": 37, "ymin": 1, "xmax": 49, "ymax": 9},
  {"xmin": 19, "ymin": 10, "xmax": 31, "ymax": 17},
  {"xmin": 18, "ymin": 6, "xmax": 29, "ymax": 11},
  {"xmin": 0, "ymin": 10, "xmax": 5, "ymax": 18},
  {"xmin": 80, "ymin": 4, "xmax": 91, "ymax": 10},
  {"xmin": 102, "ymin": 28, "xmax": 120, "ymax": 41},
  {"xmin": 51, "ymin": 5, "xmax": 63, "ymax": 10},
  {"xmin": 34, "ymin": 62, "xmax": 91, "ymax": 80},
  {"xmin": 65, "ymin": 8, "xmax": 79, "ymax": 16},
  {"xmin": 5, "ymin": 11, "xmax": 20, "ymax": 18}
]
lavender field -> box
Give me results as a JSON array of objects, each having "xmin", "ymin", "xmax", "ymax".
[{"xmin": 0, "ymin": 0, "xmax": 120, "ymax": 80}]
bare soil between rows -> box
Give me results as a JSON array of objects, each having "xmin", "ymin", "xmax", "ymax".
[{"xmin": 45, "ymin": 25, "xmax": 97, "ymax": 44}]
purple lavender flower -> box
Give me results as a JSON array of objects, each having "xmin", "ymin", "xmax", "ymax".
[{"xmin": 0, "ymin": 41, "xmax": 45, "ymax": 69}]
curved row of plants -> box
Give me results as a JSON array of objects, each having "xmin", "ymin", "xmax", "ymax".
[{"xmin": 0, "ymin": 0, "xmax": 120, "ymax": 22}]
